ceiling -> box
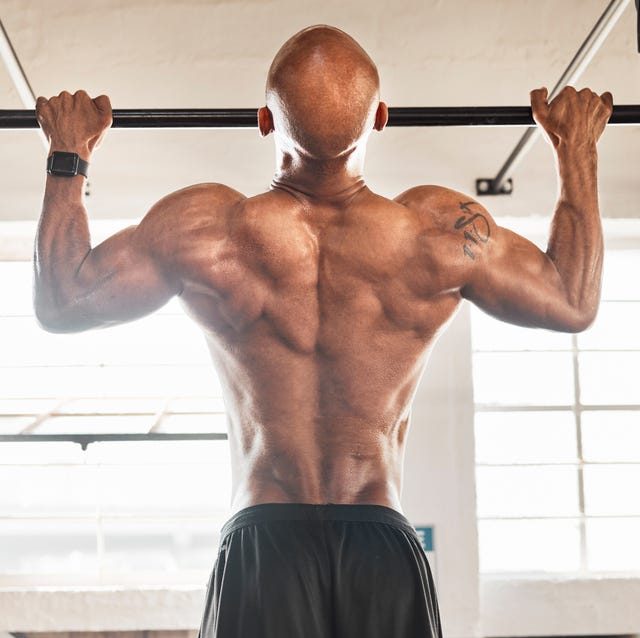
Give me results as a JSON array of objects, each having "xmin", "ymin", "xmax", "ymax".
[{"xmin": 0, "ymin": 0, "xmax": 639, "ymax": 223}]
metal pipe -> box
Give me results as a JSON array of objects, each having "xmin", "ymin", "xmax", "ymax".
[
  {"xmin": 0, "ymin": 18, "xmax": 48, "ymax": 148},
  {"xmin": 484, "ymin": 0, "xmax": 632, "ymax": 195},
  {"xmin": 0, "ymin": 433, "xmax": 228, "ymax": 450},
  {"xmin": 0, "ymin": 105, "xmax": 637, "ymax": 130}
]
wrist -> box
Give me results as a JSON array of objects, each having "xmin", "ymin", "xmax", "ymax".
[
  {"xmin": 44, "ymin": 174, "xmax": 86, "ymax": 203},
  {"xmin": 555, "ymin": 141, "xmax": 598, "ymax": 179},
  {"xmin": 554, "ymin": 140, "xmax": 598, "ymax": 157}
]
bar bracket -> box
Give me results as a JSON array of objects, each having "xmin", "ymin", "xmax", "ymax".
[
  {"xmin": 475, "ymin": 178, "xmax": 513, "ymax": 196},
  {"xmin": 475, "ymin": 0, "xmax": 632, "ymax": 197}
]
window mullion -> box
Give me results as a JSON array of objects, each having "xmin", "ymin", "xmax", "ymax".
[{"xmin": 571, "ymin": 333, "xmax": 587, "ymax": 574}]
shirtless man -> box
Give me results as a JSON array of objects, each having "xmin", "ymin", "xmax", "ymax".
[{"xmin": 34, "ymin": 24, "xmax": 612, "ymax": 638}]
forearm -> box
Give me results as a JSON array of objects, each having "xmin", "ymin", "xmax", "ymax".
[
  {"xmin": 34, "ymin": 174, "xmax": 93, "ymax": 328},
  {"xmin": 33, "ymin": 92, "xmax": 176, "ymax": 331},
  {"xmin": 546, "ymin": 142, "xmax": 603, "ymax": 328}
]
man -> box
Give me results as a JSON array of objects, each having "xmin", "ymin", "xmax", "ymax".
[{"xmin": 34, "ymin": 24, "xmax": 612, "ymax": 638}]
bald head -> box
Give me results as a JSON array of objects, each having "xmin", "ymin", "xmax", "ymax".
[{"xmin": 262, "ymin": 25, "xmax": 386, "ymax": 159}]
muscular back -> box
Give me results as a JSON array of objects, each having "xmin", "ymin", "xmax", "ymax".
[
  {"xmin": 33, "ymin": 49, "xmax": 609, "ymax": 516},
  {"xmin": 162, "ymin": 184, "xmax": 465, "ymax": 511}
]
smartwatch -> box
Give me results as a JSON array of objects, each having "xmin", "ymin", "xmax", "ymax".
[{"xmin": 46, "ymin": 152, "xmax": 89, "ymax": 178}]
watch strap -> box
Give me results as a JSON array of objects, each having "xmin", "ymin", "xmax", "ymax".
[{"xmin": 76, "ymin": 156, "xmax": 89, "ymax": 178}]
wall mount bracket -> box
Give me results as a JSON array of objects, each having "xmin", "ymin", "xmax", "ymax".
[{"xmin": 475, "ymin": 178, "xmax": 514, "ymax": 196}]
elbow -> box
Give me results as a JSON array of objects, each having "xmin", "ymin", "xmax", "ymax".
[
  {"xmin": 558, "ymin": 306, "xmax": 598, "ymax": 333},
  {"xmin": 34, "ymin": 303, "xmax": 69, "ymax": 333},
  {"xmin": 34, "ymin": 300, "xmax": 87, "ymax": 334},
  {"xmin": 33, "ymin": 279, "xmax": 93, "ymax": 333}
]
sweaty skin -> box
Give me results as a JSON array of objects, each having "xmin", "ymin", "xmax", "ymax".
[{"xmin": 34, "ymin": 26, "xmax": 613, "ymax": 514}]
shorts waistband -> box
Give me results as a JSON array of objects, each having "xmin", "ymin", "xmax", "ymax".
[{"xmin": 220, "ymin": 503, "xmax": 417, "ymax": 539}]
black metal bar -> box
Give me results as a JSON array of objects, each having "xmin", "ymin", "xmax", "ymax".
[
  {"xmin": 1, "ymin": 105, "xmax": 638, "ymax": 130},
  {"xmin": 0, "ymin": 432, "xmax": 228, "ymax": 450}
]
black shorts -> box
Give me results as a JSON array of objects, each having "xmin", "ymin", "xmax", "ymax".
[{"xmin": 197, "ymin": 503, "xmax": 442, "ymax": 638}]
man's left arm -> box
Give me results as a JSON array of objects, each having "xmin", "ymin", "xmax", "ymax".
[{"xmin": 34, "ymin": 90, "xmax": 181, "ymax": 332}]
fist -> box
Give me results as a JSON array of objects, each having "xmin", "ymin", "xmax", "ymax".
[
  {"xmin": 36, "ymin": 90, "xmax": 112, "ymax": 158},
  {"xmin": 530, "ymin": 86, "xmax": 613, "ymax": 149}
]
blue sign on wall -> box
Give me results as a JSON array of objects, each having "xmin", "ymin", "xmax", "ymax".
[{"xmin": 415, "ymin": 526, "xmax": 433, "ymax": 552}]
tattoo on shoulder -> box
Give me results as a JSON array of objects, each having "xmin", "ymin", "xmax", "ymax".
[{"xmin": 454, "ymin": 201, "xmax": 491, "ymax": 261}]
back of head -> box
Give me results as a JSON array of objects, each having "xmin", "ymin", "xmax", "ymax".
[{"xmin": 266, "ymin": 25, "xmax": 381, "ymax": 160}]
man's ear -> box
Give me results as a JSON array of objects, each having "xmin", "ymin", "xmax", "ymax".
[
  {"xmin": 374, "ymin": 102, "xmax": 388, "ymax": 132},
  {"xmin": 258, "ymin": 106, "xmax": 275, "ymax": 137}
]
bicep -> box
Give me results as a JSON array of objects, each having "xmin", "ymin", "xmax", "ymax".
[{"xmin": 462, "ymin": 223, "xmax": 578, "ymax": 331}]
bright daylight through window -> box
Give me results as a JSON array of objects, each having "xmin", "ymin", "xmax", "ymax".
[
  {"xmin": 0, "ymin": 261, "xmax": 231, "ymax": 585},
  {"xmin": 472, "ymin": 248, "xmax": 640, "ymax": 574}
]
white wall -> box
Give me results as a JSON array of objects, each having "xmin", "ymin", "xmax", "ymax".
[{"xmin": 403, "ymin": 303, "xmax": 480, "ymax": 638}]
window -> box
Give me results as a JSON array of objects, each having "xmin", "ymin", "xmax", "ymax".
[
  {"xmin": 0, "ymin": 260, "xmax": 231, "ymax": 585},
  {"xmin": 472, "ymin": 247, "xmax": 640, "ymax": 574}
]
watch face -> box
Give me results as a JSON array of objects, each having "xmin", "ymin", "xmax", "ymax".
[{"xmin": 49, "ymin": 152, "xmax": 79, "ymax": 176}]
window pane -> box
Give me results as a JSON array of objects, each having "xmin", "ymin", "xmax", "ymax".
[
  {"xmin": 0, "ymin": 315, "xmax": 209, "ymax": 367},
  {"xmin": 471, "ymin": 310, "xmax": 572, "ymax": 352},
  {"xmin": 473, "ymin": 353, "xmax": 574, "ymax": 406},
  {"xmin": 154, "ymin": 413, "xmax": 227, "ymax": 434},
  {"xmin": 478, "ymin": 519, "xmax": 580, "ymax": 573},
  {"xmin": 476, "ymin": 466, "xmax": 579, "ymax": 517},
  {"xmin": 0, "ymin": 262, "xmax": 33, "ymax": 316},
  {"xmin": 100, "ymin": 365, "xmax": 221, "ymax": 397},
  {"xmin": 0, "ymin": 415, "xmax": 36, "ymax": 434},
  {"xmin": 101, "ymin": 517, "xmax": 223, "ymax": 573},
  {"xmin": 583, "ymin": 465, "xmax": 640, "ymax": 516},
  {"xmin": 0, "ymin": 398, "xmax": 58, "ymax": 415},
  {"xmin": 586, "ymin": 518, "xmax": 640, "ymax": 571},
  {"xmin": 577, "ymin": 302, "xmax": 640, "ymax": 350},
  {"xmin": 1, "ymin": 365, "xmax": 221, "ymax": 399},
  {"xmin": 475, "ymin": 411, "xmax": 577, "ymax": 464},
  {"xmin": 34, "ymin": 415, "xmax": 154, "ymax": 435},
  {"xmin": 601, "ymin": 250, "xmax": 640, "ymax": 301},
  {"xmin": 96, "ymin": 463, "xmax": 231, "ymax": 515},
  {"xmin": 582, "ymin": 411, "xmax": 640, "ymax": 462},
  {"xmin": 0, "ymin": 441, "xmax": 83, "ymax": 464},
  {"xmin": 168, "ymin": 396, "xmax": 226, "ymax": 413},
  {"xmin": 579, "ymin": 352, "xmax": 640, "ymax": 405},
  {"xmin": 86, "ymin": 440, "xmax": 230, "ymax": 465},
  {"xmin": 0, "ymin": 519, "xmax": 98, "ymax": 574},
  {"xmin": 0, "ymin": 465, "xmax": 98, "ymax": 516},
  {"xmin": 57, "ymin": 397, "xmax": 163, "ymax": 415}
]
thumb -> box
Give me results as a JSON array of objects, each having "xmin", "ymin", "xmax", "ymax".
[
  {"xmin": 600, "ymin": 91, "xmax": 614, "ymax": 112},
  {"xmin": 93, "ymin": 94, "xmax": 112, "ymax": 113},
  {"xmin": 530, "ymin": 87, "xmax": 549, "ymax": 119}
]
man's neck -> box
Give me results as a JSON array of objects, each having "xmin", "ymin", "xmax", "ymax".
[{"xmin": 271, "ymin": 145, "xmax": 368, "ymax": 204}]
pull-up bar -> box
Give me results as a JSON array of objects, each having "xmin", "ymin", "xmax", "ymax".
[{"xmin": 0, "ymin": 105, "xmax": 638, "ymax": 129}]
